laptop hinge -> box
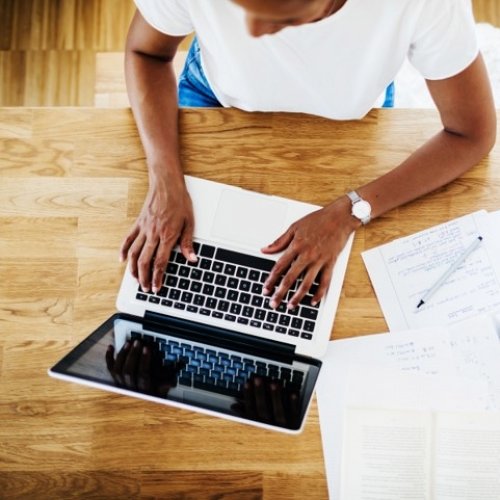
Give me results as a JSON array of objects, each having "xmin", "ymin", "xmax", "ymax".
[{"xmin": 143, "ymin": 310, "xmax": 296, "ymax": 363}]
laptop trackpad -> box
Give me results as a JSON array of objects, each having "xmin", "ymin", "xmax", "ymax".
[{"xmin": 211, "ymin": 189, "xmax": 288, "ymax": 248}]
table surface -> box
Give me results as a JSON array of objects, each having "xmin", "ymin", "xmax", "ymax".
[{"xmin": 1, "ymin": 107, "xmax": 499, "ymax": 499}]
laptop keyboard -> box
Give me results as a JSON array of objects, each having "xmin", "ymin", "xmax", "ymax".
[
  {"xmin": 135, "ymin": 243, "xmax": 320, "ymax": 341},
  {"xmin": 130, "ymin": 330, "xmax": 305, "ymax": 399}
]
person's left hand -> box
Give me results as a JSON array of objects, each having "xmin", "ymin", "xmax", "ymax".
[{"xmin": 261, "ymin": 196, "xmax": 359, "ymax": 309}]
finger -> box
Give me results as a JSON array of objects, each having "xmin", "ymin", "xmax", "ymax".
[
  {"xmin": 137, "ymin": 237, "xmax": 160, "ymax": 293},
  {"xmin": 114, "ymin": 341, "xmax": 131, "ymax": 386},
  {"xmin": 243, "ymin": 379, "xmax": 257, "ymax": 419},
  {"xmin": 270, "ymin": 260, "xmax": 305, "ymax": 309},
  {"xmin": 253, "ymin": 376, "xmax": 271, "ymax": 422},
  {"xmin": 137, "ymin": 345, "xmax": 152, "ymax": 393},
  {"xmin": 263, "ymin": 248, "xmax": 296, "ymax": 297},
  {"xmin": 312, "ymin": 262, "xmax": 335, "ymax": 306},
  {"xmin": 123, "ymin": 339, "xmax": 142, "ymax": 388},
  {"xmin": 261, "ymin": 227, "xmax": 294, "ymax": 254},
  {"xmin": 288, "ymin": 390, "xmax": 300, "ymax": 429},
  {"xmin": 288, "ymin": 264, "xmax": 323, "ymax": 310},
  {"xmin": 119, "ymin": 224, "xmax": 140, "ymax": 263},
  {"xmin": 151, "ymin": 239, "xmax": 175, "ymax": 294},
  {"xmin": 179, "ymin": 218, "xmax": 197, "ymax": 263},
  {"xmin": 105, "ymin": 345, "xmax": 115, "ymax": 372},
  {"xmin": 269, "ymin": 380, "xmax": 287, "ymax": 427},
  {"xmin": 127, "ymin": 234, "xmax": 146, "ymax": 281}
]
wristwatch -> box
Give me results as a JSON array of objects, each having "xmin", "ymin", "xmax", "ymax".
[{"xmin": 347, "ymin": 190, "xmax": 372, "ymax": 225}]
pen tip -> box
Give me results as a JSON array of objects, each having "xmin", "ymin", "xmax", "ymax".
[
  {"xmin": 478, "ymin": 236, "xmax": 483, "ymax": 241},
  {"xmin": 416, "ymin": 300, "xmax": 424, "ymax": 309}
]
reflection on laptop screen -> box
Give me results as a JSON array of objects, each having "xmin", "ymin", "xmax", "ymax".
[{"xmin": 51, "ymin": 314, "xmax": 321, "ymax": 432}]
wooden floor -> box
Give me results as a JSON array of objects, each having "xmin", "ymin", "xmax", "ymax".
[{"xmin": 0, "ymin": 0, "xmax": 499, "ymax": 107}]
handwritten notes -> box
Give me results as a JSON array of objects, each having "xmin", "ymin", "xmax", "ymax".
[{"xmin": 362, "ymin": 210, "xmax": 500, "ymax": 330}]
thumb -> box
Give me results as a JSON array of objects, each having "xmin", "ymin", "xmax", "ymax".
[{"xmin": 261, "ymin": 227, "xmax": 294, "ymax": 254}]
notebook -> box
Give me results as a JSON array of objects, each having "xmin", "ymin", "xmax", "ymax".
[{"xmin": 49, "ymin": 176, "xmax": 353, "ymax": 433}]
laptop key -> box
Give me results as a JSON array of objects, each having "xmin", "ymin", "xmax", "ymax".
[
  {"xmin": 288, "ymin": 329, "xmax": 300, "ymax": 337},
  {"xmin": 249, "ymin": 270, "xmax": 260, "ymax": 281},
  {"xmin": 250, "ymin": 320, "xmax": 262, "ymax": 328},
  {"xmin": 202, "ymin": 284, "xmax": 215, "ymax": 296},
  {"xmin": 148, "ymin": 296, "xmax": 160, "ymax": 304},
  {"xmin": 227, "ymin": 277, "xmax": 239, "ymax": 288},
  {"xmin": 179, "ymin": 278, "xmax": 190, "ymax": 290},
  {"xmin": 216, "ymin": 248, "xmax": 274, "ymax": 272},
  {"xmin": 263, "ymin": 323, "xmax": 274, "ymax": 331},
  {"xmin": 193, "ymin": 294, "xmax": 205, "ymax": 306},
  {"xmin": 300, "ymin": 307, "xmax": 318, "ymax": 320},
  {"xmin": 136, "ymin": 293, "xmax": 147, "ymax": 301},
  {"xmin": 202, "ymin": 271, "xmax": 215, "ymax": 283},
  {"xmin": 237, "ymin": 317, "xmax": 249, "ymax": 325},
  {"xmin": 236, "ymin": 267, "xmax": 248, "ymax": 279},
  {"xmin": 181, "ymin": 291, "xmax": 193, "ymax": 303},
  {"xmin": 212, "ymin": 261, "xmax": 224, "ymax": 273},
  {"xmin": 242, "ymin": 306, "xmax": 254, "ymax": 317},
  {"xmin": 161, "ymin": 299, "xmax": 173, "ymax": 307},
  {"xmin": 179, "ymin": 266, "xmax": 190, "ymax": 277},
  {"xmin": 215, "ymin": 274, "xmax": 227, "ymax": 286},
  {"xmin": 169, "ymin": 289, "xmax": 181, "ymax": 300},
  {"xmin": 217, "ymin": 301, "xmax": 229, "ymax": 312},
  {"xmin": 191, "ymin": 269, "xmax": 202, "ymax": 280},
  {"xmin": 301, "ymin": 332, "xmax": 313, "ymax": 340},
  {"xmin": 206, "ymin": 298, "xmax": 217, "ymax": 309},
  {"xmin": 224, "ymin": 264, "xmax": 236, "ymax": 276},
  {"xmin": 230, "ymin": 303, "xmax": 242, "ymax": 315},
  {"xmin": 200, "ymin": 258, "xmax": 212, "ymax": 269},
  {"xmin": 212, "ymin": 311, "xmax": 223, "ymax": 319},
  {"xmin": 200, "ymin": 244, "xmax": 215, "ymax": 258},
  {"xmin": 224, "ymin": 314, "xmax": 236, "ymax": 322},
  {"xmin": 174, "ymin": 302, "xmax": 186, "ymax": 310},
  {"xmin": 166, "ymin": 262, "xmax": 178, "ymax": 274},
  {"xmin": 304, "ymin": 321, "xmax": 315, "ymax": 332},
  {"xmin": 255, "ymin": 309, "xmax": 266, "ymax": 321},
  {"xmin": 200, "ymin": 308, "xmax": 211, "ymax": 316}
]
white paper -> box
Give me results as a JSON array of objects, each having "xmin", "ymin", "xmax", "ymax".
[
  {"xmin": 316, "ymin": 320, "xmax": 499, "ymax": 500},
  {"xmin": 340, "ymin": 408, "xmax": 500, "ymax": 500},
  {"xmin": 362, "ymin": 210, "xmax": 500, "ymax": 331}
]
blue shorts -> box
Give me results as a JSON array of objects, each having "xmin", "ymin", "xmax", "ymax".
[{"xmin": 178, "ymin": 38, "xmax": 395, "ymax": 109}]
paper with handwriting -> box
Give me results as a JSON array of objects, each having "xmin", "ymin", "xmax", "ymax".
[{"xmin": 362, "ymin": 210, "xmax": 500, "ymax": 330}]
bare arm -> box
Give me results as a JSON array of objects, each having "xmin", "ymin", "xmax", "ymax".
[
  {"xmin": 120, "ymin": 11, "xmax": 195, "ymax": 293},
  {"xmin": 264, "ymin": 54, "xmax": 497, "ymax": 309}
]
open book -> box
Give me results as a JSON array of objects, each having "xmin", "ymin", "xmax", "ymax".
[{"xmin": 341, "ymin": 407, "xmax": 500, "ymax": 500}]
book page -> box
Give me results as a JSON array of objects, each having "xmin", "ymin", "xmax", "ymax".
[
  {"xmin": 340, "ymin": 407, "xmax": 432, "ymax": 500},
  {"xmin": 362, "ymin": 211, "xmax": 500, "ymax": 331},
  {"xmin": 434, "ymin": 412, "xmax": 500, "ymax": 499}
]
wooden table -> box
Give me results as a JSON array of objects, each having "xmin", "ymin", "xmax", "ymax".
[{"xmin": 1, "ymin": 107, "xmax": 499, "ymax": 499}]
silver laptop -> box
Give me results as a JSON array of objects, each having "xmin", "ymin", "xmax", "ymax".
[{"xmin": 49, "ymin": 176, "xmax": 353, "ymax": 433}]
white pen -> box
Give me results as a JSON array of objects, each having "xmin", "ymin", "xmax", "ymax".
[{"xmin": 416, "ymin": 235, "xmax": 483, "ymax": 309}]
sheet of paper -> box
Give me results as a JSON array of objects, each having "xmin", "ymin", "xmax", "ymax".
[
  {"xmin": 340, "ymin": 407, "xmax": 433, "ymax": 500},
  {"xmin": 362, "ymin": 210, "xmax": 500, "ymax": 330},
  {"xmin": 317, "ymin": 328, "xmax": 459, "ymax": 500},
  {"xmin": 339, "ymin": 408, "xmax": 500, "ymax": 500},
  {"xmin": 316, "ymin": 324, "xmax": 496, "ymax": 500},
  {"xmin": 447, "ymin": 315, "xmax": 500, "ymax": 410}
]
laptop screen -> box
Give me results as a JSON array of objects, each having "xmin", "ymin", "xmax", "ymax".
[{"xmin": 49, "ymin": 313, "xmax": 321, "ymax": 433}]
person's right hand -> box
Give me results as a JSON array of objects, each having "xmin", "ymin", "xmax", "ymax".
[{"xmin": 120, "ymin": 178, "xmax": 197, "ymax": 293}]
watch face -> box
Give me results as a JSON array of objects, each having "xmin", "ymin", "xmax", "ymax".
[{"xmin": 352, "ymin": 200, "xmax": 371, "ymax": 219}]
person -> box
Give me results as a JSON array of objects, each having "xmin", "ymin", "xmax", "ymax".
[{"xmin": 120, "ymin": 0, "xmax": 496, "ymax": 311}]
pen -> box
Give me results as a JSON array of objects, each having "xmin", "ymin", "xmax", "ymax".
[{"xmin": 416, "ymin": 235, "xmax": 483, "ymax": 309}]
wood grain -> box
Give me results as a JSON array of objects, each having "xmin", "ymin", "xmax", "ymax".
[{"xmin": 0, "ymin": 107, "xmax": 499, "ymax": 498}]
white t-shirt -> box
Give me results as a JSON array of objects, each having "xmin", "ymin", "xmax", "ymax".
[{"xmin": 134, "ymin": 0, "xmax": 478, "ymax": 120}]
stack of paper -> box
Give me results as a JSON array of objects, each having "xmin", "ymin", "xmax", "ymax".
[{"xmin": 316, "ymin": 315, "xmax": 500, "ymax": 500}]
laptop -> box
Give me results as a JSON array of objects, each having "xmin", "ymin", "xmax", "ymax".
[{"xmin": 49, "ymin": 176, "xmax": 353, "ymax": 433}]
